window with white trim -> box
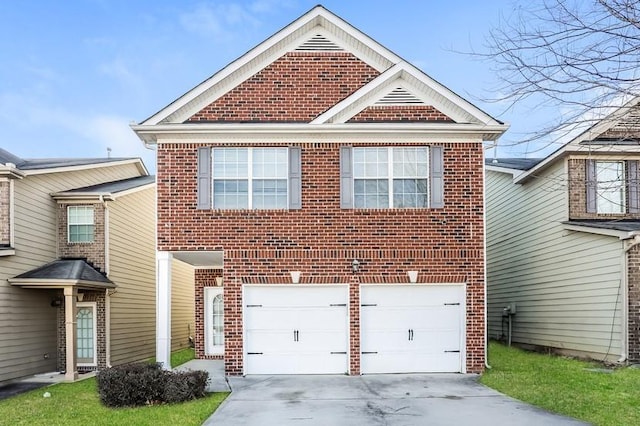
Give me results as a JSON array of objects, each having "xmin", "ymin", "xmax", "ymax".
[
  {"xmin": 353, "ymin": 147, "xmax": 428, "ymax": 208},
  {"xmin": 595, "ymin": 161, "xmax": 625, "ymax": 214},
  {"xmin": 213, "ymin": 148, "xmax": 288, "ymax": 209},
  {"xmin": 68, "ymin": 206, "xmax": 94, "ymax": 243}
]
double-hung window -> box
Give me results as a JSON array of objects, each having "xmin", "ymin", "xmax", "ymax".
[
  {"xmin": 595, "ymin": 161, "xmax": 625, "ymax": 214},
  {"xmin": 68, "ymin": 206, "xmax": 94, "ymax": 243},
  {"xmin": 353, "ymin": 147, "xmax": 429, "ymax": 208},
  {"xmin": 212, "ymin": 147, "xmax": 290, "ymax": 210}
]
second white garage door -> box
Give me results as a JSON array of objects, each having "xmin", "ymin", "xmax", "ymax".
[
  {"xmin": 244, "ymin": 285, "xmax": 349, "ymax": 375},
  {"xmin": 361, "ymin": 284, "xmax": 465, "ymax": 374}
]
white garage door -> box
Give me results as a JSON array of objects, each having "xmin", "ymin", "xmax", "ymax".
[
  {"xmin": 244, "ymin": 285, "xmax": 349, "ymax": 375},
  {"xmin": 361, "ymin": 284, "xmax": 465, "ymax": 374}
]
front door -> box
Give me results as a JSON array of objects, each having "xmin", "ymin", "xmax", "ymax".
[
  {"xmin": 205, "ymin": 287, "xmax": 224, "ymax": 355},
  {"xmin": 76, "ymin": 302, "xmax": 97, "ymax": 366}
]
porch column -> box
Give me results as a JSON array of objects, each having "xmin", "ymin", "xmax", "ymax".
[
  {"xmin": 63, "ymin": 287, "xmax": 78, "ymax": 381},
  {"xmin": 156, "ymin": 251, "xmax": 172, "ymax": 369}
]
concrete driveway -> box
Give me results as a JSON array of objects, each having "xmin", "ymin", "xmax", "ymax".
[{"xmin": 204, "ymin": 374, "xmax": 588, "ymax": 426}]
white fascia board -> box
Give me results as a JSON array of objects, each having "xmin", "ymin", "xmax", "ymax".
[
  {"xmin": 562, "ymin": 223, "xmax": 630, "ymax": 239},
  {"xmin": 8, "ymin": 278, "xmax": 116, "ymax": 289},
  {"xmin": 140, "ymin": 6, "xmax": 400, "ymax": 126},
  {"xmin": 311, "ymin": 62, "xmax": 505, "ymax": 127},
  {"xmin": 52, "ymin": 182, "xmax": 156, "ymax": 202},
  {"xmin": 0, "ymin": 166, "xmax": 25, "ymax": 179},
  {"xmin": 514, "ymin": 96, "xmax": 640, "ymax": 184},
  {"xmin": 21, "ymin": 158, "xmax": 149, "ymax": 177},
  {"xmin": 484, "ymin": 164, "xmax": 525, "ymax": 179},
  {"xmin": 132, "ymin": 122, "xmax": 507, "ymax": 144}
]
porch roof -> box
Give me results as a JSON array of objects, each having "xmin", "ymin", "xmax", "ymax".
[{"xmin": 9, "ymin": 259, "xmax": 115, "ymax": 290}]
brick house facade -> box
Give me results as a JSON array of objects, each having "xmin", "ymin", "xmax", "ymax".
[{"xmin": 134, "ymin": 6, "xmax": 507, "ymax": 375}]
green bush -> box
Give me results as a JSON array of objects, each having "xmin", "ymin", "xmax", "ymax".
[{"xmin": 97, "ymin": 363, "xmax": 209, "ymax": 407}]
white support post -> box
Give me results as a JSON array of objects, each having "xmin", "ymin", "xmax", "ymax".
[{"xmin": 156, "ymin": 251, "xmax": 172, "ymax": 369}]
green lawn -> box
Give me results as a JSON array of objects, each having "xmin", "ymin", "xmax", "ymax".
[
  {"xmin": 0, "ymin": 347, "xmax": 228, "ymax": 426},
  {"xmin": 481, "ymin": 342, "xmax": 640, "ymax": 426}
]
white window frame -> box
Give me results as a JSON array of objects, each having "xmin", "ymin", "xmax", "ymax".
[
  {"xmin": 67, "ymin": 206, "xmax": 95, "ymax": 243},
  {"xmin": 353, "ymin": 147, "xmax": 429, "ymax": 209},
  {"xmin": 0, "ymin": 178, "xmax": 15, "ymax": 255},
  {"xmin": 76, "ymin": 301, "xmax": 97, "ymax": 367},
  {"xmin": 596, "ymin": 161, "xmax": 625, "ymax": 214},
  {"xmin": 212, "ymin": 148, "xmax": 289, "ymax": 210},
  {"xmin": 204, "ymin": 287, "xmax": 224, "ymax": 355}
]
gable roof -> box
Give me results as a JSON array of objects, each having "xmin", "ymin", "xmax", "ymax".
[
  {"xmin": 132, "ymin": 5, "xmax": 507, "ymax": 143},
  {"xmin": 506, "ymin": 96, "xmax": 640, "ymax": 184}
]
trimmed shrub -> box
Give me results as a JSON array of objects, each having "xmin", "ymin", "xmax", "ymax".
[
  {"xmin": 97, "ymin": 363, "xmax": 209, "ymax": 407},
  {"xmin": 163, "ymin": 370, "xmax": 209, "ymax": 403}
]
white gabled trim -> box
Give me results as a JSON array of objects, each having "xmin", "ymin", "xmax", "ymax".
[
  {"xmin": 312, "ymin": 62, "xmax": 504, "ymax": 127},
  {"xmin": 140, "ymin": 6, "xmax": 400, "ymax": 126},
  {"xmin": 21, "ymin": 158, "xmax": 149, "ymax": 177},
  {"xmin": 514, "ymin": 96, "xmax": 640, "ymax": 184}
]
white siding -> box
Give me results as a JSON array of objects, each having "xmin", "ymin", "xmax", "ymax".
[
  {"xmin": 0, "ymin": 163, "xmax": 141, "ymax": 384},
  {"xmin": 107, "ymin": 186, "xmax": 156, "ymax": 365},
  {"xmin": 486, "ymin": 161, "xmax": 624, "ymax": 360},
  {"xmin": 171, "ymin": 259, "xmax": 195, "ymax": 351}
]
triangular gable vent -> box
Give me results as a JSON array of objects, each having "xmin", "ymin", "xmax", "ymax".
[
  {"xmin": 375, "ymin": 87, "xmax": 425, "ymax": 105},
  {"xmin": 295, "ymin": 34, "xmax": 344, "ymax": 51}
]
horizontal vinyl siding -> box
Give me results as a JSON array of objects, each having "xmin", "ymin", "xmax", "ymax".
[
  {"xmin": 171, "ymin": 259, "xmax": 195, "ymax": 351},
  {"xmin": 0, "ymin": 163, "xmax": 142, "ymax": 384},
  {"xmin": 486, "ymin": 161, "xmax": 624, "ymax": 360},
  {"xmin": 107, "ymin": 187, "xmax": 156, "ymax": 365}
]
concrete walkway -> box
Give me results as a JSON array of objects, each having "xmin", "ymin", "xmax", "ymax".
[
  {"xmin": 174, "ymin": 359, "xmax": 230, "ymax": 392},
  {"xmin": 203, "ymin": 374, "xmax": 588, "ymax": 426}
]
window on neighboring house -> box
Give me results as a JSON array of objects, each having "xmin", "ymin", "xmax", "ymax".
[
  {"xmin": 0, "ymin": 180, "xmax": 12, "ymax": 249},
  {"xmin": 210, "ymin": 147, "xmax": 297, "ymax": 210},
  {"xmin": 68, "ymin": 206, "xmax": 94, "ymax": 243},
  {"xmin": 595, "ymin": 161, "xmax": 625, "ymax": 214},
  {"xmin": 352, "ymin": 147, "xmax": 429, "ymax": 208}
]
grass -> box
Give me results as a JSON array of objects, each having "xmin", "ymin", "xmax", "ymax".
[
  {"xmin": 481, "ymin": 342, "xmax": 640, "ymax": 426},
  {"xmin": 0, "ymin": 347, "xmax": 228, "ymax": 426}
]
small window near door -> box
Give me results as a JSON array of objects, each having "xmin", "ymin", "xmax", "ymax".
[{"xmin": 205, "ymin": 287, "xmax": 224, "ymax": 355}]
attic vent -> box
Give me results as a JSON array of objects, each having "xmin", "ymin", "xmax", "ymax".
[
  {"xmin": 376, "ymin": 87, "xmax": 425, "ymax": 105},
  {"xmin": 295, "ymin": 34, "xmax": 343, "ymax": 51}
]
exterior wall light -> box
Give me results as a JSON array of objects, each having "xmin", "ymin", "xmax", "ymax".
[{"xmin": 351, "ymin": 259, "xmax": 360, "ymax": 273}]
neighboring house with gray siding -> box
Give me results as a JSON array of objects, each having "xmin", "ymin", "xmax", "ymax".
[
  {"xmin": 0, "ymin": 148, "xmax": 195, "ymax": 384},
  {"xmin": 486, "ymin": 97, "xmax": 640, "ymax": 363}
]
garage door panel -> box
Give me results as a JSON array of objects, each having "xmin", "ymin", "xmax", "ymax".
[
  {"xmin": 244, "ymin": 285, "xmax": 349, "ymax": 375},
  {"xmin": 361, "ymin": 284, "xmax": 465, "ymax": 374}
]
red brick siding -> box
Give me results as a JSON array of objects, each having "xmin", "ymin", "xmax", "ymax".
[
  {"xmin": 58, "ymin": 203, "xmax": 106, "ymax": 272},
  {"xmin": 349, "ymin": 106, "xmax": 454, "ymax": 122},
  {"xmin": 194, "ymin": 269, "xmax": 224, "ymax": 360},
  {"xmin": 568, "ymin": 157, "xmax": 640, "ymax": 219},
  {"xmin": 160, "ymin": 141, "xmax": 486, "ymax": 374},
  {"xmin": 187, "ymin": 52, "xmax": 379, "ymax": 123}
]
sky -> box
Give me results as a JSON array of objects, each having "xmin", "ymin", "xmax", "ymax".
[{"xmin": 0, "ymin": 0, "xmax": 542, "ymax": 172}]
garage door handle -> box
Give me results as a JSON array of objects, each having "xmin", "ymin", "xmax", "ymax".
[{"xmin": 293, "ymin": 330, "xmax": 299, "ymax": 342}]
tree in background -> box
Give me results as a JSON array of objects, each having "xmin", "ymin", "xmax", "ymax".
[{"xmin": 485, "ymin": 0, "xmax": 640, "ymax": 149}]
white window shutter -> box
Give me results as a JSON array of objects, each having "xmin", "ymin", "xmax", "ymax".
[
  {"xmin": 197, "ymin": 147, "xmax": 211, "ymax": 210},
  {"xmin": 340, "ymin": 146, "xmax": 353, "ymax": 209},
  {"xmin": 430, "ymin": 146, "xmax": 444, "ymax": 208},
  {"xmin": 289, "ymin": 147, "xmax": 302, "ymax": 210}
]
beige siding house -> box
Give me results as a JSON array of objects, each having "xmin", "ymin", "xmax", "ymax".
[
  {"xmin": 486, "ymin": 98, "xmax": 640, "ymax": 363},
  {"xmin": 0, "ymin": 148, "xmax": 194, "ymax": 384}
]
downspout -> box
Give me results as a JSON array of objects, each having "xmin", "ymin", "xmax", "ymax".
[{"xmin": 105, "ymin": 288, "xmax": 112, "ymax": 367}]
